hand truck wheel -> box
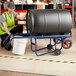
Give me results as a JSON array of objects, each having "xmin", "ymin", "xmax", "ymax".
[
  {"xmin": 54, "ymin": 49, "xmax": 61, "ymax": 56},
  {"xmin": 47, "ymin": 44, "xmax": 53, "ymax": 50},
  {"xmin": 62, "ymin": 38, "xmax": 72, "ymax": 49}
]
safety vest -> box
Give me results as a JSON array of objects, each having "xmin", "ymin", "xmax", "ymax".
[{"xmin": 0, "ymin": 11, "xmax": 15, "ymax": 35}]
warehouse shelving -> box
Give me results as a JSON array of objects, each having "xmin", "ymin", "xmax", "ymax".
[
  {"xmin": 62, "ymin": 0, "xmax": 75, "ymax": 27},
  {"xmin": 1, "ymin": 10, "xmax": 27, "ymax": 13}
]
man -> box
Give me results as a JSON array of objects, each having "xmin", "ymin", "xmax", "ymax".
[{"xmin": 0, "ymin": 2, "xmax": 26, "ymax": 51}]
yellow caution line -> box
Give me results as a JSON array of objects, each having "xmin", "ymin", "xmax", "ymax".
[{"xmin": 0, "ymin": 56, "xmax": 76, "ymax": 64}]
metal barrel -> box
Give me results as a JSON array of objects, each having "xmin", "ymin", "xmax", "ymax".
[{"xmin": 26, "ymin": 9, "xmax": 72, "ymax": 35}]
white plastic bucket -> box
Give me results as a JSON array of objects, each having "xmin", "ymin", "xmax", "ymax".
[{"xmin": 12, "ymin": 36, "xmax": 28, "ymax": 55}]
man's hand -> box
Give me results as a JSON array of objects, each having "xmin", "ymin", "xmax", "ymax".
[
  {"xmin": 16, "ymin": 13, "xmax": 26, "ymax": 20},
  {"xmin": 10, "ymin": 35, "xmax": 14, "ymax": 39}
]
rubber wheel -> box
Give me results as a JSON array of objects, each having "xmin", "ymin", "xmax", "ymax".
[
  {"xmin": 53, "ymin": 38, "xmax": 61, "ymax": 44},
  {"xmin": 62, "ymin": 38, "xmax": 72, "ymax": 49},
  {"xmin": 47, "ymin": 44, "xmax": 53, "ymax": 50},
  {"xmin": 54, "ymin": 49, "xmax": 61, "ymax": 56}
]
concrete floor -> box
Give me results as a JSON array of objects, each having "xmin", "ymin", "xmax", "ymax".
[
  {"xmin": 0, "ymin": 28, "xmax": 76, "ymax": 76},
  {"xmin": 0, "ymin": 70, "xmax": 49, "ymax": 76}
]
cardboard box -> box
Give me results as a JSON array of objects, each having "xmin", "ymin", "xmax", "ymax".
[{"xmin": 37, "ymin": 4, "xmax": 43, "ymax": 9}]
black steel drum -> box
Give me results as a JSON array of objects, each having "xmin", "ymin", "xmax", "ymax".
[{"xmin": 26, "ymin": 9, "xmax": 72, "ymax": 35}]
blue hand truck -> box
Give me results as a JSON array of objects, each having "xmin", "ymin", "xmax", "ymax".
[{"xmin": 4, "ymin": 32, "xmax": 72, "ymax": 56}]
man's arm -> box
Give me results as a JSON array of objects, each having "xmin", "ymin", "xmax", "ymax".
[
  {"xmin": 1, "ymin": 15, "xmax": 11, "ymax": 35},
  {"xmin": 3, "ymin": 22, "xmax": 11, "ymax": 35},
  {"xmin": 3, "ymin": 22, "xmax": 13, "ymax": 38}
]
